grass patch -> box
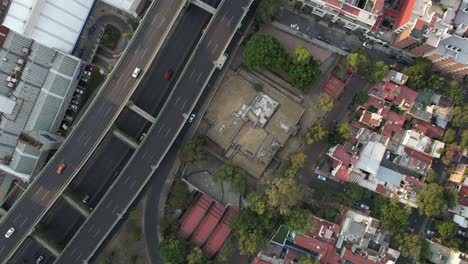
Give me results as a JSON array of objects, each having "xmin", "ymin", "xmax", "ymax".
[
  {"xmin": 101, "ymin": 25, "xmax": 121, "ymax": 50},
  {"xmin": 127, "ymin": 18, "xmax": 139, "ymax": 31}
]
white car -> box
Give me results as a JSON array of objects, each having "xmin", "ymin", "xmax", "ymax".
[
  {"xmin": 188, "ymin": 113, "xmax": 196, "ymax": 123},
  {"xmin": 362, "ymin": 42, "xmax": 372, "ymax": 49},
  {"xmin": 132, "ymin": 67, "xmax": 141, "ymax": 78},
  {"xmin": 75, "ymin": 89, "xmax": 84, "ymax": 95},
  {"xmin": 290, "ymin": 24, "xmax": 299, "ymax": 30},
  {"xmin": 317, "ymin": 175, "xmax": 327, "ymax": 181},
  {"xmin": 36, "ymin": 255, "xmax": 44, "ymax": 264},
  {"xmin": 5, "ymin": 227, "xmax": 15, "ymax": 238}
]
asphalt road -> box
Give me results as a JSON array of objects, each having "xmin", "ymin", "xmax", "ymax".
[
  {"xmin": 56, "ymin": 1, "xmax": 252, "ymax": 263},
  {"xmin": 6, "ymin": 238, "xmax": 55, "ymax": 264},
  {"xmin": 0, "ymin": 1, "xmax": 184, "ymax": 262}
]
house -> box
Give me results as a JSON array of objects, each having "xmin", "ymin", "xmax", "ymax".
[
  {"xmin": 400, "ymin": 130, "xmax": 445, "ymax": 158},
  {"xmin": 327, "ymin": 145, "xmax": 360, "ymax": 182}
]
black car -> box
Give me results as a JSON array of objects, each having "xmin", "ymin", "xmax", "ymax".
[{"xmin": 398, "ymin": 59, "xmax": 410, "ymax": 65}]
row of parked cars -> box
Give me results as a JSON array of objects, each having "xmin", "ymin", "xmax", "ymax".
[{"xmin": 58, "ymin": 65, "xmax": 94, "ymax": 137}]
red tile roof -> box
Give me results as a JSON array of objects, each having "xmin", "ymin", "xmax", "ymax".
[
  {"xmin": 326, "ymin": 0, "xmax": 343, "ymax": 9},
  {"xmin": 203, "ymin": 206, "xmax": 238, "ymax": 258},
  {"xmin": 394, "ymin": 86, "xmax": 419, "ymax": 107},
  {"xmin": 372, "ymin": 0, "xmax": 385, "ymax": 14},
  {"xmin": 364, "ymin": 96, "xmax": 386, "ymax": 109},
  {"xmin": 414, "ymin": 120, "xmax": 445, "ymax": 139},
  {"xmin": 381, "ymin": 111, "xmax": 405, "ymax": 137},
  {"xmin": 330, "ymin": 146, "xmax": 359, "ymax": 182},
  {"xmin": 294, "ymin": 235, "xmax": 340, "ymax": 263},
  {"xmin": 322, "ymin": 75, "xmax": 346, "ymax": 100},
  {"xmin": 178, "ymin": 195, "xmax": 213, "ymax": 240},
  {"xmin": 380, "ymin": 82, "xmax": 398, "ymax": 101},
  {"xmin": 252, "ymin": 257, "xmax": 271, "ymax": 264},
  {"xmin": 404, "ymin": 147, "xmax": 433, "ymax": 164},
  {"xmin": 308, "ymin": 217, "xmax": 341, "ymax": 246},
  {"xmin": 342, "ymin": 246, "xmax": 380, "ymax": 264},
  {"xmin": 0, "ymin": 25, "xmax": 9, "ymax": 49},
  {"xmin": 191, "ymin": 203, "xmax": 226, "ymax": 247},
  {"xmin": 343, "ymin": 4, "xmax": 361, "ymax": 15},
  {"xmin": 376, "ymin": 184, "xmax": 389, "ymax": 195},
  {"xmin": 383, "ymin": 0, "xmax": 417, "ymax": 29},
  {"xmin": 458, "ymin": 186, "xmax": 468, "ymax": 207}
]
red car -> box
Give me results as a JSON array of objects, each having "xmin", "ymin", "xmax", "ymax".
[
  {"xmin": 56, "ymin": 163, "xmax": 66, "ymax": 174},
  {"xmin": 164, "ymin": 69, "xmax": 173, "ymax": 80}
]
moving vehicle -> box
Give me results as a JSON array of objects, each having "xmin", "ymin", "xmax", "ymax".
[
  {"xmin": 56, "ymin": 163, "xmax": 66, "ymax": 174},
  {"xmin": 164, "ymin": 69, "xmax": 173, "ymax": 80},
  {"xmin": 82, "ymin": 195, "xmax": 90, "ymax": 204},
  {"xmin": 5, "ymin": 227, "xmax": 15, "ymax": 238},
  {"xmin": 132, "ymin": 67, "xmax": 141, "ymax": 78},
  {"xmin": 188, "ymin": 113, "xmax": 196, "ymax": 123}
]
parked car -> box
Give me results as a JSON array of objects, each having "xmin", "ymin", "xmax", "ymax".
[
  {"xmin": 85, "ymin": 65, "xmax": 94, "ymax": 72},
  {"xmin": 64, "ymin": 115, "xmax": 74, "ymax": 122},
  {"xmin": 397, "ymin": 59, "xmax": 410, "ymax": 66},
  {"xmin": 80, "ymin": 78, "xmax": 89, "ymax": 83},
  {"xmin": 317, "ymin": 175, "xmax": 327, "ymax": 181},
  {"xmin": 82, "ymin": 195, "xmax": 90, "ymax": 204},
  {"xmin": 4, "ymin": 227, "xmax": 15, "ymax": 238},
  {"xmin": 69, "ymin": 105, "xmax": 78, "ymax": 111},
  {"xmin": 73, "ymin": 93, "xmax": 83, "ymax": 99},
  {"xmin": 362, "ymin": 42, "xmax": 372, "ymax": 49},
  {"xmin": 289, "ymin": 23, "xmax": 299, "ymax": 30},
  {"xmin": 139, "ymin": 132, "xmax": 146, "ymax": 141},
  {"xmin": 36, "ymin": 255, "xmax": 44, "ymax": 264},
  {"xmin": 71, "ymin": 99, "xmax": 80, "ymax": 105},
  {"xmin": 360, "ymin": 204, "xmax": 370, "ymax": 210},
  {"xmin": 75, "ymin": 89, "xmax": 84, "ymax": 95},
  {"xmin": 83, "ymin": 70, "xmax": 92, "ymax": 77}
]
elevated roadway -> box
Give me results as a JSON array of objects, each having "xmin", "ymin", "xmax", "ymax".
[
  {"xmin": 56, "ymin": 0, "xmax": 253, "ymax": 262},
  {"xmin": 0, "ymin": 0, "xmax": 185, "ymax": 262}
]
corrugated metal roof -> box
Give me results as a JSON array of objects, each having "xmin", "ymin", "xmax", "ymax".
[
  {"xmin": 357, "ymin": 141, "xmax": 386, "ymax": 175},
  {"xmin": 375, "ymin": 166, "xmax": 402, "ymax": 186}
]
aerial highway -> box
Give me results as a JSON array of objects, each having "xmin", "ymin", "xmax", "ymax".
[
  {"xmin": 56, "ymin": 0, "xmax": 253, "ymax": 263},
  {"xmin": 0, "ymin": 0, "xmax": 185, "ymax": 262}
]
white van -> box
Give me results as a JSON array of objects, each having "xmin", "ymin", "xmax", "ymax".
[{"xmin": 132, "ymin": 67, "xmax": 141, "ymax": 78}]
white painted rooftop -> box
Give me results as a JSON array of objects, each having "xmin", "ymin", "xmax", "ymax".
[{"xmin": 2, "ymin": 0, "xmax": 94, "ymax": 53}]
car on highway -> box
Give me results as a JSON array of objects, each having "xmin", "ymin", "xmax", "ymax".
[
  {"xmin": 164, "ymin": 69, "xmax": 173, "ymax": 80},
  {"xmin": 56, "ymin": 163, "xmax": 66, "ymax": 175},
  {"xmin": 188, "ymin": 113, "xmax": 196, "ymax": 123},
  {"xmin": 5, "ymin": 227, "xmax": 15, "ymax": 238},
  {"xmin": 317, "ymin": 175, "xmax": 327, "ymax": 181},
  {"xmin": 132, "ymin": 67, "xmax": 141, "ymax": 78},
  {"xmin": 82, "ymin": 195, "xmax": 90, "ymax": 204}
]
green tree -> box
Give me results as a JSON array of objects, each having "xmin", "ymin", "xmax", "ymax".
[
  {"xmin": 446, "ymin": 80, "xmax": 464, "ymax": 104},
  {"xmin": 187, "ymin": 247, "xmax": 212, "ymax": 264},
  {"xmin": 294, "ymin": 1, "xmax": 304, "ymax": 12},
  {"xmin": 368, "ymin": 61, "xmax": 389, "ymax": 82},
  {"xmin": 347, "ymin": 52, "xmax": 368, "ymax": 70},
  {"xmin": 299, "ymin": 257, "xmax": 320, "ymax": 264},
  {"xmin": 159, "ymin": 237, "xmax": 190, "ymax": 264},
  {"xmin": 344, "ymin": 183, "xmax": 368, "ymax": 200},
  {"xmin": 244, "ymin": 35, "xmax": 286, "ymax": 70},
  {"xmin": 397, "ymin": 233, "xmax": 421, "ymax": 258},
  {"xmin": 284, "ymin": 152, "xmax": 307, "ymax": 178},
  {"xmin": 246, "ymin": 192, "xmax": 271, "ymax": 216},
  {"xmin": 316, "ymin": 93, "xmax": 334, "ymax": 113},
  {"xmin": 354, "ymin": 91, "xmax": 369, "ymax": 105},
  {"xmin": 461, "ymin": 130, "xmax": 468, "ymax": 149},
  {"xmin": 426, "ymin": 169, "xmax": 439, "ymax": 183},
  {"xmin": 452, "ymin": 105, "xmax": 468, "ymax": 128},
  {"xmin": 380, "ymin": 202, "xmax": 411, "ymax": 233},
  {"xmin": 329, "ymin": 122, "xmax": 352, "ymax": 144},
  {"xmin": 213, "ymin": 162, "xmax": 245, "ymax": 193},
  {"xmin": 402, "ymin": 58, "xmax": 432, "ymax": 90},
  {"xmin": 305, "ymin": 121, "xmax": 328, "ymax": 144},
  {"xmin": 437, "ymin": 221, "xmax": 458, "ymax": 241},
  {"xmin": 265, "ymin": 176, "xmax": 304, "ymax": 215},
  {"xmin": 231, "ymin": 209, "xmax": 278, "ymax": 255},
  {"xmin": 182, "ymin": 136, "xmax": 207, "ymax": 163},
  {"xmin": 417, "ymin": 183, "xmax": 458, "ymax": 217},
  {"xmin": 284, "ymin": 207, "xmax": 315, "ymax": 234},
  {"xmin": 287, "ymin": 60, "xmax": 321, "ymax": 91},
  {"xmin": 443, "ymin": 129, "xmax": 457, "ymax": 144},
  {"xmin": 290, "ymin": 45, "xmax": 311, "ymax": 65},
  {"xmin": 256, "ymin": 0, "xmax": 287, "ymax": 23}
]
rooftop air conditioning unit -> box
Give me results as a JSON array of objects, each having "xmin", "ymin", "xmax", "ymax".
[
  {"xmin": 14, "ymin": 66, "xmax": 21, "ymax": 71},
  {"xmin": 17, "ymin": 58, "xmax": 24, "ymax": 65},
  {"xmin": 7, "ymin": 82, "xmax": 14, "ymax": 88},
  {"xmin": 22, "ymin": 47, "xmax": 30, "ymax": 54}
]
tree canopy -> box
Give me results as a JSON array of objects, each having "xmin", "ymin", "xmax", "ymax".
[
  {"xmin": 445, "ymin": 80, "xmax": 464, "ymax": 105},
  {"xmin": 284, "ymin": 152, "xmax": 307, "ymax": 178},
  {"xmin": 231, "ymin": 209, "xmax": 278, "ymax": 255},
  {"xmin": 344, "ymin": 183, "xmax": 369, "ymax": 201},
  {"xmin": 305, "ymin": 121, "xmax": 328, "ymax": 145},
  {"xmin": 287, "ymin": 60, "xmax": 321, "ymax": 91},
  {"xmin": 437, "ymin": 221, "xmax": 458, "ymax": 241},
  {"xmin": 246, "ymin": 192, "xmax": 272, "ymax": 217},
  {"xmin": 284, "ymin": 207, "xmax": 315, "ymax": 234},
  {"xmin": 425, "ymin": 169, "xmax": 439, "ymax": 184},
  {"xmin": 159, "ymin": 237, "xmax": 190, "ymax": 264},
  {"xmin": 316, "ymin": 93, "xmax": 334, "ymax": 113},
  {"xmin": 396, "ymin": 233, "xmax": 421, "ymax": 258},
  {"xmin": 402, "ymin": 58, "xmax": 441, "ymax": 90},
  {"xmin": 461, "ymin": 130, "xmax": 468, "ymax": 149},
  {"xmin": 244, "ymin": 34, "xmax": 286, "ymax": 70},
  {"xmin": 213, "ymin": 162, "xmax": 245, "ymax": 193},
  {"xmin": 443, "ymin": 129, "xmax": 457, "ymax": 144},
  {"xmin": 290, "ymin": 45, "xmax": 312, "ymax": 65},
  {"xmin": 368, "ymin": 61, "xmax": 389, "ymax": 82},
  {"xmin": 187, "ymin": 247, "xmax": 212, "ymax": 264},
  {"xmin": 329, "ymin": 122, "xmax": 352, "ymax": 144},
  {"xmin": 182, "ymin": 136, "xmax": 207, "ymax": 163},
  {"xmin": 452, "ymin": 105, "xmax": 468, "ymax": 128},
  {"xmin": 379, "ymin": 202, "xmax": 411, "ymax": 233},
  {"xmin": 417, "ymin": 183, "xmax": 458, "ymax": 217},
  {"xmin": 347, "ymin": 52, "xmax": 368, "ymax": 70},
  {"xmin": 256, "ymin": 0, "xmax": 287, "ymax": 23},
  {"xmin": 354, "ymin": 91, "xmax": 369, "ymax": 105},
  {"xmin": 265, "ymin": 176, "xmax": 304, "ymax": 215}
]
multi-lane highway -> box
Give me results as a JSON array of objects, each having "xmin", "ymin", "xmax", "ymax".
[
  {"xmin": 0, "ymin": 0, "xmax": 185, "ymax": 262},
  {"xmin": 56, "ymin": 0, "xmax": 253, "ymax": 262}
]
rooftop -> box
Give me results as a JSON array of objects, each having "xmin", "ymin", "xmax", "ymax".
[
  {"xmin": 357, "ymin": 141, "xmax": 386, "ymax": 175},
  {"xmin": 322, "ymin": 74, "xmax": 346, "ymax": 100}
]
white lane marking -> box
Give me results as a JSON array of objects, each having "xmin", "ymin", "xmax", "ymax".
[
  {"xmin": 93, "ymin": 228, "xmax": 101, "ymax": 238},
  {"xmin": 70, "ymin": 248, "xmax": 77, "ymax": 257},
  {"xmin": 189, "ymin": 69, "xmax": 196, "ymax": 79},
  {"xmin": 84, "ymin": 137, "xmax": 92, "ymax": 146},
  {"xmin": 13, "ymin": 214, "xmax": 21, "ymax": 224},
  {"xmin": 74, "ymin": 253, "xmax": 81, "ymax": 264},
  {"xmin": 228, "ymin": 16, "xmax": 234, "ymax": 26},
  {"xmin": 156, "ymin": 123, "xmax": 166, "ymax": 135},
  {"xmin": 141, "ymin": 150, "xmax": 148, "ymax": 160},
  {"xmin": 180, "ymin": 99, "xmax": 188, "ymax": 111},
  {"xmin": 207, "ymin": 39, "xmax": 212, "ymax": 48},
  {"xmin": 156, "ymin": 16, "xmax": 167, "ymax": 27},
  {"xmin": 164, "ymin": 128, "xmax": 172, "ymax": 138},
  {"xmin": 130, "ymin": 180, "xmax": 137, "ymax": 190},
  {"xmin": 88, "ymin": 224, "xmax": 95, "ymax": 233},
  {"xmin": 174, "ymin": 96, "xmax": 181, "ymax": 105},
  {"xmin": 212, "ymin": 43, "xmax": 218, "ymax": 55},
  {"xmin": 220, "ymin": 16, "xmax": 225, "ymax": 24},
  {"xmin": 196, "ymin": 72, "xmax": 203, "ymax": 82},
  {"xmin": 40, "ymin": 190, "xmax": 50, "ymax": 201},
  {"xmin": 105, "ymin": 200, "xmax": 113, "ymax": 209},
  {"xmin": 112, "ymin": 206, "xmax": 119, "ymax": 214},
  {"xmin": 104, "ymin": 107, "xmax": 112, "ymax": 117},
  {"xmin": 0, "ymin": 246, "xmax": 4, "ymax": 254},
  {"xmin": 34, "ymin": 187, "xmax": 43, "ymax": 197},
  {"xmin": 19, "ymin": 217, "xmax": 28, "ymax": 228},
  {"xmin": 123, "ymin": 174, "xmax": 131, "ymax": 184}
]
